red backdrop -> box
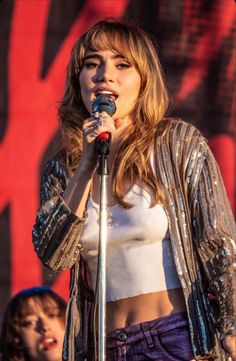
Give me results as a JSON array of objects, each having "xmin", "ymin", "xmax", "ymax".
[{"xmin": 0, "ymin": 0, "xmax": 235, "ymax": 318}]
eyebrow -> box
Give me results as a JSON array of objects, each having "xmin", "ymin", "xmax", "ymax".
[{"xmin": 83, "ymin": 53, "xmax": 128, "ymax": 61}]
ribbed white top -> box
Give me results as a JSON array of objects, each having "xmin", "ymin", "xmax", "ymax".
[{"xmin": 80, "ymin": 184, "xmax": 181, "ymax": 302}]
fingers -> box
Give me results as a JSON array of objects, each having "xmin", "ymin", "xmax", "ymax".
[
  {"xmin": 80, "ymin": 113, "xmax": 115, "ymax": 166},
  {"xmin": 83, "ymin": 112, "xmax": 115, "ymax": 142}
]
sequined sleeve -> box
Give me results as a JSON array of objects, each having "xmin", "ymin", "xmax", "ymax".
[
  {"xmin": 32, "ymin": 158, "xmax": 86, "ymax": 271},
  {"xmin": 192, "ymin": 140, "xmax": 236, "ymax": 339}
]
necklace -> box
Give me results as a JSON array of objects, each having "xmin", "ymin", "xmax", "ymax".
[
  {"xmin": 107, "ymin": 210, "xmax": 114, "ymax": 227},
  {"xmin": 90, "ymin": 197, "xmax": 115, "ymax": 227},
  {"xmin": 90, "ymin": 181, "xmax": 115, "ymax": 227}
]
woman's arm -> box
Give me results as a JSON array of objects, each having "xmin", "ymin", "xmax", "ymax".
[
  {"xmin": 32, "ymin": 111, "xmax": 113, "ymax": 271},
  {"xmin": 32, "ymin": 157, "xmax": 92, "ymax": 272},
  {"xmin": 192, "ymin": 141, "xmax": 236, "ymax": 355}
]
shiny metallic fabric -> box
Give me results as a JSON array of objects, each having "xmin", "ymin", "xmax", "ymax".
[{"xmin": 32, "ymin": 120, "xmax": 236, "ymax": 361}]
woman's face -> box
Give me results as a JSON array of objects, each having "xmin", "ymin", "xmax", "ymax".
[
  {"xmin": 79, "ymin": 48, "xmax": 141, "ymax": 130},
  {"xmin": 19, "ymin": 298, "xmax": 65, "ymax": 361}
]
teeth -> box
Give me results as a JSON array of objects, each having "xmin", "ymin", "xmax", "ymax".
[
  {"xmin": 97, "ymin": 90, "xmax": 114, "ymax": 95},
  {"xmin": 95, "ymin": 90, "xmax": 118, "ymax": 100},
  {"xmin": 45, "ymin": 338, "xmax": 54, "ymax": 344}
]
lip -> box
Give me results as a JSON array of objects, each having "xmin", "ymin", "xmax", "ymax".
[
  {"xmin": 94, "ymin": 87, "xmax": 119, "ymax": 100},
  {"xmin": 39, "ymin": 336, "xmax": 58, "ymax": 351}
]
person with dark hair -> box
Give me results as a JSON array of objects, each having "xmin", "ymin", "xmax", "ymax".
[
  {"xmin": 32, "ymin": 19, "xmax": 235, "ymax": 361},
  {"xmin": 0, "ymin": 286, "xmax": 66, "ymax": 361}
]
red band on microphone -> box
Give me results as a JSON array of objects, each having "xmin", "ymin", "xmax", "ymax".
[{"xmin": 97, "ymin": 132, "xmax": 110, "ymax": 140}]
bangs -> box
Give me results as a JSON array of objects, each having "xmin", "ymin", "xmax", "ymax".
[
  {"xmin": 16, "ymin": 295, "xmax": 51, "ymax": 319},
  {"xmin": 14, "ymin": 294, "xmax": 65, "ymax": 325},
  {"xmin": 88, "ymin": 31, "xmax": 132, "ymax": 57},
  {"xmin": 78, "ymin": 26, "xmax": 143, "ymax": 70},
  {"xmin": 18, "ymin": 295, "xmax": 57, "ymax": 318}
]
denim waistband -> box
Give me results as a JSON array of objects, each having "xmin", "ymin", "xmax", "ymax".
[{"xmin": 106, "ymin": 311, "xmax": 188, "ymax": 344}]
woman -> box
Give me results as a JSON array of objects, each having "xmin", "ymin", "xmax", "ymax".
[
  {"xmin": 32, "ymin": 20, "xmax": 235, "ymax": 361},
  {"xmin": 0, "ymin": 286, "xmax": 66, "ymax": 361}
]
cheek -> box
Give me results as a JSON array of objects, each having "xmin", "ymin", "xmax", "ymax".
[
  {"xmin": 79, "ymin": 73, "xmax": 93, "ymax": 112},
  {"xmin": 52, "ymin": 321, "xmax": 65, "ymax": 341},
  {"xmin": 79, "ymin": 74, "xmax": 87, "ymax": 96},
  {"xmin": 124, "ymin": 76, "xmax": 141, "ymax": 107},
  {"xmin": 131, "ymin": 76, "xmax": 141, "ymax": 96},
  {"xmin": 79, "ymin": 69, "xmax": 94, "ymax": 91},
  {"xmin": 20, "ymin": 331, "xmax": 38, "ymax": 355},
  {"xmin": 122, "ymin": 74, "xmax": 141, "ymax": 102}
]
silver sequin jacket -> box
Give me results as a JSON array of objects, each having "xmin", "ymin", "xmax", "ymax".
[{"xmin": 32, "ymin": 120, "xmax": 236, "ymax": 361}]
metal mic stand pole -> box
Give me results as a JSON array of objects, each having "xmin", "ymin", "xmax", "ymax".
[{"xmin": 97, "ymin": 137, "xmax": 110, "ymax": 361}]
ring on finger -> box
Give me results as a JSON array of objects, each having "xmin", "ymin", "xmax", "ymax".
[
  {"xmin": 93, "ymin": 119, "xmax": 103, "ymax": 130},
  {"xmin": 92, "ymin": 111, "xmax": 100, "ymax": 120}
]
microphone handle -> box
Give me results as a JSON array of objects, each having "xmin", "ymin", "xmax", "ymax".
[{"xmin": 96, "ymin": 132, "xmax": 111, "ymax": 156}]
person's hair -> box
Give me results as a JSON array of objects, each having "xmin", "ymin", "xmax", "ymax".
[
  {"xmin": 0, "ymin": 286, "xmax": 66, "ymax": 361},
  {"xmin": 59, "ymin": 19, "xmax": 170, "ymax": 207}
]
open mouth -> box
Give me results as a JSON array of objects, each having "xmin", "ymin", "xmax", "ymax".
[
  {"xmin": 40, "ymin": 337, "xmax": 58, "ymax": 351},
  {"xmin": 95, "ymin": 89, "xmax": 118, "ymax": 101}
]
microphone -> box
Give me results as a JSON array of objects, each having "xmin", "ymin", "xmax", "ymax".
[{"xmin": 92, "ymin": 94, "xmax": 116, "ymax": 155}]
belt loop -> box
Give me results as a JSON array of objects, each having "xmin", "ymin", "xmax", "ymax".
[{"xmin": 141, "ymin": 322, "xmax": 155, "ymax": 349}]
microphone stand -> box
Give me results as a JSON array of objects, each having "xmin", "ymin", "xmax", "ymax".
[{"xmin": 96, "ymin": 136, "xmax": 111, "ymax": 361}]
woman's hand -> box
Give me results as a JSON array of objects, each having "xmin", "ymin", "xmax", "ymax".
[
  {"xmin": 222, "ymin": 335, "xmax": 236, "ymax": 361},
  {"xmin": 80, "ymin": 111, "xmax": 116, "ymax": 168}
]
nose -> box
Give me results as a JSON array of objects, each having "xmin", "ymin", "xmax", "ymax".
[
  {"xmin": 38, "ymin": 318, "xmax": 51, "ymax": 334},
  {"xmin": 97, "ymin": 63, "xmax": 114, "ymax": 82}
]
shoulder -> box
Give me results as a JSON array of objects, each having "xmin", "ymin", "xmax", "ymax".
[
  {"xmin": 156, "ymin": 118, "xmax": 201, "ymax": 139},
  {"xmin": 156, "ymin": 118, "xmax": 208, "ymax": 152},
  {"xmin": 154, "ymin": 119, "xmax": 212, "ymax": 176}
]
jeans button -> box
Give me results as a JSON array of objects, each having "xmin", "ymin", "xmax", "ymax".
[{"xmin": 117, "ymin": 331, "xmax": 127, "ymax": 341}]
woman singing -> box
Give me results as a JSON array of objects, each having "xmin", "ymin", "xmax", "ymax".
[{"xmin": 32, "ymin": 20, "xmax": 235, "ymax": 361}]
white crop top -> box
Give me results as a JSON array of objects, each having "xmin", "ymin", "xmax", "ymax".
[{"xmin": 80, "ymin": 184, "xmax": 181, "ymax": 302}]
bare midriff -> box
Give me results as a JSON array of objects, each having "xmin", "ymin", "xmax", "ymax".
[{"xmin": 106, "ymin": 288, "xmax": 186, "ymax": 332}]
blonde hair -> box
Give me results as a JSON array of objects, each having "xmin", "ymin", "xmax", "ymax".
[{"xmin": 58, "ymin": 19, "xmax": 170, "ymax": 207}]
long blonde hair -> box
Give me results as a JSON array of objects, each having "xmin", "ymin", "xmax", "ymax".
[{"xmin": 58, "ymin": 19, "xmax": 170, "ymax": 207}]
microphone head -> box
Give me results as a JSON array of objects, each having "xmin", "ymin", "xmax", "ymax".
[{"xmin": 92, "ymin": 94, "xmax": 116, "ymax": 116}]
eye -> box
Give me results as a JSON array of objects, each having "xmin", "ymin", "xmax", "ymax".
[
  {"xmin": 84, "ymin": 61, "xmax": 100, "ymax": 69},
  {"xmin": 48, "ymin": 312, "xmax": 61, "ymax": 319},
  {"xmin": 21, "ymin": 319, "xmax": 37, "ymax": 328},
  {"xmin": 116, "ymin": 62, "xmax": 131, "ymax": 69}
]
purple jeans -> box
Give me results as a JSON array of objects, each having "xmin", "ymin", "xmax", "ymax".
[{"xmin": 106, "ymin": 311, "xmax": 195, "ymax": 361}]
